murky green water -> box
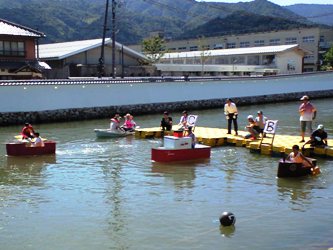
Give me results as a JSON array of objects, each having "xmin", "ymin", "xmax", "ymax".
[{"xmin": 1, "ymin": 99, "xmax": 333, "ymax": 250}]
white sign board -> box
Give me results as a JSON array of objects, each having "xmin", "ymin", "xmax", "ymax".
[
  {"xmin": 263, "ymin": 120, "xmax": 278, "ymax": 134},
  {"xmin": 187, "ymin": 115, "xmax": 198, "ymax": 127}
]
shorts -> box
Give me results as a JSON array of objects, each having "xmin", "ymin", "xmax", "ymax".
[{"xmin": 300, "ymin": 121, "xmax": 312, "ymax": 133}]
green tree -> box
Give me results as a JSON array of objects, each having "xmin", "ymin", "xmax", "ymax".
[
  {"xmin": 322, "ymin": 46, "xmax": 333, "ymax": 70},
  {"xmin": 141, "ymin": 36, "xmax": 166, "ymax": 64}
]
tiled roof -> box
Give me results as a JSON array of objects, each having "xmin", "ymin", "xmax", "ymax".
[
  {"xmin": 0, "ymin": 18, "xmax": 45, "ymax": 37},
  {"xmin": 39, "ymin": 38, "xmax": 147, "ymax": 61},
  {"xmin": 162, "ymin": 44, "xmax": 301, "ymax": 59}
]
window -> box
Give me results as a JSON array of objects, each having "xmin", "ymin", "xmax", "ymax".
[
  {"xmin": 254, "ymin": 40, "xmax": 265, "ymax": 46},
  {"xmin": 178, "ymin": 47, "xmax": 187, "ymax": 51},
  {"xmin": 0, "ymin": 40, "xmax": 25, "ymax": 57},
  {"xmin": 226, "ymin": 42, "xmax": 236, "ymax": 48},
  {"xmin": 240, "ymin": 41, "xmax": 250, "ymax": 48},
  {"xmin": 285, "ymin": 37, "xmax": 297, "ymax": 44},
  {"xmin": 213, "ymin": 44, "xmax": 224, "ymax": 49},
  {"xmin": 269, "ymin": 39, "xmax": 280, "ymax": 45},
  {"xmin": 189, "ymin": 46, "xmax": 198, "ymax": 51},
  {"xmin": 302, "ymin": 36, "xmax": 315, "ymax": 43}
]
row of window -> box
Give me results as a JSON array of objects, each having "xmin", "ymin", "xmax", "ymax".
[
  {"xmin": 0, "ymin": 41, "xmax": 25, "ymax": 57},
  {"xmin": 169, "ymin": 36, "xmax": 316, "ymax": 51}
]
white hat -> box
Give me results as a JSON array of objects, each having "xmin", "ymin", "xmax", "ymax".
[
  {"xmin": 300, "ymin": 95, "xmax": 309, "ymax": 101},
  {"xmin": 247, "ymin": 115, "xmax": 254, "ymax": 119},
  {"xmin": 317, "ymin": 124, "xmax": 324, "ymax": 130}
]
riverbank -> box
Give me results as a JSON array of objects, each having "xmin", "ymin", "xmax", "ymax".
[{"xmin": 1, "ymin": 72, "xmax": 333, "ymax": 126}]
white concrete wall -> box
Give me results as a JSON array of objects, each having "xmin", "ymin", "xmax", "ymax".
[{"xmin": 1, "ymin": 72, "xmax": 332, "ymax": 112}]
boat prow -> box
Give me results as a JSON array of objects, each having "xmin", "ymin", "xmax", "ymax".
[
  {"xmin": 6, "ymin": 141, "xmax": 56, "ymax": 156},
  {"xmin": 94, "ymin": 129, "xmax": 134, "ymax": 138}
]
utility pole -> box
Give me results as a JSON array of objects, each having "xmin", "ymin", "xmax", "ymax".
[
  {"xmin": 111, "ymin": 0, "xmax": 116, "ymax": 78},
  {"xmin": 98, "ymin": 0, "xmax": 109, "ymax": 78}
]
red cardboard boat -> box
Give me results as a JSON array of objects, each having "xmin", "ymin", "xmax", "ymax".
[
  {"xmin": 6, "ymin": 141, "xmax": 56, "ymax": 156},
  {"xmin": 151, "ymin": 133, "xmax": 211, "ymax": 162}
]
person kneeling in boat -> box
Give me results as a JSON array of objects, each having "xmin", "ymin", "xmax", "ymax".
[
  {"xmin": 122, "ymin": 113, "xmax": 137, "ymax": 132},
  {"xmin": 110, "ymin": 114, "xmax": 124, "ymax": 132},
  {"xmin": 21, "ymin": 122, "xmax": 36, "ymax": 139},
  {"xmin": 286, "ymin": 145, "xmax": 315, "ymax": 168},
  {"xmin": 29, "ymin": 132, "xmax": 44, "ymax": 147},
  {"xmin": 302, "ymin": 124, "xmax": 328, "ymax": 150},
  {"xmin": 187, "ymin": 126, "xmax": 196, "ymax": 149},
  {"xmin": 244, "ymin": 115, "xmax": 260, "ymax": 140}
]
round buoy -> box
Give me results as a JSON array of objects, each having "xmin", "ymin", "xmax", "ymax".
[{"xmin": 219, "ymin": 212, "xmax": 236, "ymax": 226}]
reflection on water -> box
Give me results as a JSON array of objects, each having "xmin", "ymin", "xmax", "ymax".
[
  {"xmin": 0, "ymin": 98, "xmax": 333, "ymax": 249},
  {"xmin": 220, "ymin": 225, "xmax": 236, "ymax": 238}
]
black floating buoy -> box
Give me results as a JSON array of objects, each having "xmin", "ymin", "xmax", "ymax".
[{"xmin": 219, "ymin": 212, "xmax": 236, "ymax": 226}]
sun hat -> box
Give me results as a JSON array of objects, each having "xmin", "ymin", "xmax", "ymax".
[
  {"xmin": 317, "ymin": 124, "xmax": 324, "ymax": 130},
  {"xmin": 247, "ymin": 115, "xmax": 254, "ymax": 119},
  {"xmin": 300, "ymin": 95, "xmax": 309, "ymax": 101}
]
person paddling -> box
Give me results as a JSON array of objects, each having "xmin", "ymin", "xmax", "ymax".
[{"xmin": 21, "ymin": 122, "xmax": 36, "ymax": 139}]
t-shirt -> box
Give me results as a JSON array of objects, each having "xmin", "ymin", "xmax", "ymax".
[
  {"xmin": 311, "ymin": 129, "xmax": 327, "ymax": 145},
  {"xmin": 299, "ymin": 102, "xmax": 316, "ymax": 121}
]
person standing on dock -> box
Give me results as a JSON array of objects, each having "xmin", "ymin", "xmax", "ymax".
[
  {"xmin": 299, "ymin": 95, "xmax": 317, "ymax": 143},
  {"xmin": 224, "ymin": 98, "xmax": 238, "ymax": 135}
]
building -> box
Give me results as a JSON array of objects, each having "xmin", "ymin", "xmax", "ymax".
[
  {"xmin": 131, "ymin": 27, "xmax": 333, "ymax": 73},
  {"xmin": 39, "ymin": 38, "xmax": 150, "ymax": 79},
  {"xmin": 156, "ymin": 44, "xmax": 307, "ymax": 76},
  {"xmin": 0, "ymin": 18, "xmax": 48, "ymax": 80}
]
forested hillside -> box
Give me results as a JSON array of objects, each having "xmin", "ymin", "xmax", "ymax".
[{"xmin": 0, "ymin": 0, "xmax": 331, "ymax": 44}]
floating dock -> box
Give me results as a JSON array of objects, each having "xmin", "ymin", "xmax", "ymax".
[{"xmin": 135, "ymin": 127, "xmax": 333, "ymax": 158}]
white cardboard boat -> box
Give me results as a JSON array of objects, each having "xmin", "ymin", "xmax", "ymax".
[{"xmin": 94, "ymin": 129, "xmax": 134, "ymax": 138}]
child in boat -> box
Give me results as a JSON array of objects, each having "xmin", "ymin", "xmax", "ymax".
[
  {"xmin": 286, "ymin": 144, "xmax": 314, "ymax": 167},
  {"xmin": 110, "ymin": 114, "xmax": 123, "ymax": 132},
  {"xmin": 122, "ymin": 113, "xmax": 136, "ymax": 132},
  {"xmin": 187, "ymin": 126, "xmax": 196, "ymax": 148}
]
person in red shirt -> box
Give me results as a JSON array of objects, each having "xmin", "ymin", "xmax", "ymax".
[{"xmin": 21, "ymin": 123, "xmax": 35, "ymax": 139}]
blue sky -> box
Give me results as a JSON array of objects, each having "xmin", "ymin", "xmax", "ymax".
[{"xmin": 200, "ymin": 0, "xmax": 333, "ymax": 6}]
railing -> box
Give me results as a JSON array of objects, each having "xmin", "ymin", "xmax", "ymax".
[{"xmin": 0, "ymin": 71, "xmax": 332, "ymax": 86}]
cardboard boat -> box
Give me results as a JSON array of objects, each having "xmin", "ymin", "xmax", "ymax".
[{"xmin": 6, "ymin": 141, "xmax": 56, "ymax": 156}]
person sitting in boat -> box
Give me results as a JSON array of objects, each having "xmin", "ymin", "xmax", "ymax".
[
  {"xmin": 187, "ymin": 126, "xmax": 196, "ymax": 148},
  {"xmin": 122, "ymin": 113, "xmax": 137, "ymax": 132},
  {"xmin": 178, "ymin": 110, "xmax": 188, "ymax": 130},
  {"xmin": 161, "ymin": 111, "xmax": 173, "ymax": 131},
  {"xmin": 244, "ymin": 115, "xmax": 260, "ymax": 140},
  {"xmin": 21, "ymin": 122, "xmax": 36, "ymax": 139},
  {"xmin": 31, "ymin": 132, "xmax": 45, "ymax": 147},
  {"xmin": 110, "ymin": 114, "xmax": 123, "ymax": 132},
  {"xmin": 286, "ymin": 145, "xmax": 315, "ymax": 168},
  {"xmin": 302, "ymin": 124, "xmax": 328, "ymax": 149}
]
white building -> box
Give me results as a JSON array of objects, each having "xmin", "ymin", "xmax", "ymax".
[
  {"xmin": 155, "ymin": 44, "xmax": 307, "ymax": 76},
  {"xmin": 39, "ymin": 38, "xmax": 150, "ymax": 78}
]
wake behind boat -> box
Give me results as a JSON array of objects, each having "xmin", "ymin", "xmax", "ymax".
[{"xmin": 94, "ymin": 128, "xmax": 134, "ymax": 138}]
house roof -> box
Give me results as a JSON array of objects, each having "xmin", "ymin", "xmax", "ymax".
[
  {"xmin": 162, "ymin": 44, "xmax": 302, "ymax": 59},
  {"xmin": 0, "ymin": 18, "xmax": 45, "ymax": 37},
  {"xmin": 39, "ymin": 38, "xmax": 147, "ymax": 61}
]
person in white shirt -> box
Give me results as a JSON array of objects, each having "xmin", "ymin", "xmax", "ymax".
[
  {"xmin": 224, "ymin": 98, "xmax": 238, "ymax": 135},
  {"xmin": 255, "ymin": 110, "xmax": 268, "ymax": 137},
  {"xmin": 31, "ymin": 132, "xmax": 44, "ymax": 147}
]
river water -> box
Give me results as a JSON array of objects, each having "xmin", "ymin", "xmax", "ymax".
[{"xmin": 1, "ymin": 99, "xmax": 333, "ymax": 250}]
